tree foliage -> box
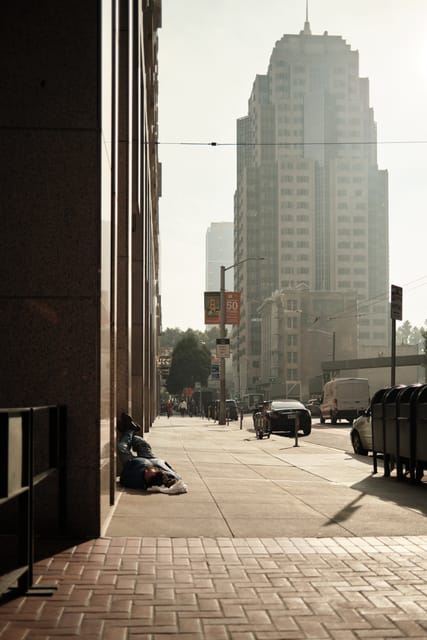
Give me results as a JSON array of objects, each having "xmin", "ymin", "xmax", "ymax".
[
  {"xmin": 165, "ymin": 330, "xmax": 212, "ymax": 395},
  {"xmin": 160, "ymin": 326, "xmax": 220, "ymax": 351},
  {"xmin": 397, "ymin": 320, "xmax": 427, "ymax": 349}
]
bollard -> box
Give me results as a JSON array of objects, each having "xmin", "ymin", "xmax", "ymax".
[
  {"xmin": 293, "ymin": 413, "xmax": 299, "ymax": 447},
  {"xmin": 239, "ymin": 409, "xmax": 243, "ymax": 430}
]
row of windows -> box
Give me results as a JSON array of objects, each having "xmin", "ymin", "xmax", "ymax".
[
  {"xmin": 282, "ymin": 202, "xmax": 310, "ymax": 209},
  {"xmin": 281, "ymin": 175, "xmax": 310, "ymax": 182},
  {"xmin": 337, "ymin": 189, "xmax": 364, "ymax": 196},
  {"xmin": 337, "ymin": 202, "xmax": 366, "ymax": 210},
  {"xmin": 338, "ymin": 242, "xmax": 366, "ymax": 249},
  {"xmin": 338, "ymin": 253, "xmax": 366, "ymax": 260},
  {"xmin": 337, "ymin": 267, "xmax": 366, "ymax": 275},
  {"xmin": 281, "ymin": 228, "xmax": 310, "ymax": 236},
  {"xmin": 281, "ymin": 214, "xmax": 310, "ymax": 221},
  {"xmin": 337, "ymin": 176, "xmax": 364, "ymax": 183},
  {"xmin": 282, "ymin": 241, "xmax": 310, "ymax": 248},
  {"xmin": 280, "ymin": 227, "xmax": 310, "ymax": 235},
  {"xmin": 277, "ymin": 117, "xmax": 304, "ymax": 124},
  {"xmin": 278, "ymin": 129, "xmax": 303, "ymax": 137},
  {"xmin": 280, "ymin": 188, "xmax": 310, "ymax": 195},
  {"xmin": 337, "ymin": 228, "xmax": 366, "ymax": 236},
  {"xmin": 337, "ymin": 162, "xmax": 365, "ymax": 171},
  {"xmin": 281, "ymin": 267, "xmax": 310, "ymax": 274},
  {"xmin": 338, "ymin": 281, "xmax": 367, "ymax": 289},
  {"xmin": 337, "ymin": 215, "xmax": 366, "ymax": 223},
  {"xmin": 280, "ymin": 161, "xmax": 310, "ymax": 170},
  {"xmin": 286, "ymin": 368, "xmax": 299, "ymax": 380},
  {"xmin": 282, "ymin": 254, "xmax": 310, "ymax": 261}
]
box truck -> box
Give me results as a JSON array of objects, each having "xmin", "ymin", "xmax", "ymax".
[{"xmin": 320, "ymin": 377, "xmax": 370, "ymax": 425}]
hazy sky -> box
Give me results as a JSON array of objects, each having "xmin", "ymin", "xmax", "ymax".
[{"xmin": 158, "ymin": 0, "xmax": 427, "ymax": 332}]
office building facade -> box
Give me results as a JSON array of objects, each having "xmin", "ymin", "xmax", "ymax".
[
  {"xmin": 233, "ymin": 16, "xmax": 389, "ymax": 398},
  {"xmin": 0, "ymin": 0, "xmax": 161, "ymax": 539}
]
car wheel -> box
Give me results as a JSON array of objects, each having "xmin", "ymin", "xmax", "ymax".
[
  {"xmin": 351, "ymin": 431, "xmax": 368, "ymax": 456},
  {"xmin": 320, "ymin": 415, "xmax": 325, "ymax": 424},
  {"xmin": 303, "ymin": 426, "xmax": 311, "ymax": 436}
]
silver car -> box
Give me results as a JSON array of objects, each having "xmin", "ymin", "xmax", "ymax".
[{"xmin": 350, "ymin": 411, "xmax": 372, "ymax": 455}]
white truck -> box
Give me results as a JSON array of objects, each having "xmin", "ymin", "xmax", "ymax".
[{"xmin": 320, "ymin": 377, "xmax": 370, "ymax": 425}]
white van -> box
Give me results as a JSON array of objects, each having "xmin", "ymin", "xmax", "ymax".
[{"xmin": 320, "ymin": 377, "xmax": 370, "ymax": 425}]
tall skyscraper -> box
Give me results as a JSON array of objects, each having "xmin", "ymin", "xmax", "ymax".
[
  {"xmin": 205, "ymin": 222, "xmax": 234, "ymax": 292},
  {"xmin": 234, "ymin": 15, "xmax": 389, "ymax": 397}
]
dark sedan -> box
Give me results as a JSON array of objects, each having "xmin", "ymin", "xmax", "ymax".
[{"xmin": 265, "ymin": 399, "xmax": 312, "ymax": 436}]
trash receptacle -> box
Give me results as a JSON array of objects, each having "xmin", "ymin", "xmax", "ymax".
[
  {"xmin": 382, "ymin": 385, "xmax": 405, "ymax": 476},
  {"xmin": 396, "ymin": 384, "xmax": 422, "ymax": 480},
  {"xmin": 371, "ymin": 387, "xmax": 390, "ymax": 474},
  {"xmin": 414, "ymin": 384, "xmax": 427, "ymax": 481}
]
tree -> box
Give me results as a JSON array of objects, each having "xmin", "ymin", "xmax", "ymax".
[
  {"xmin": 160, "ymin": 327, "xmax": 184, "ymax": 349},
  {"xmin": 397, "ymin": 320, "xmax": 413, "ymax": 345},
  {"xmin": 166, "ymin": 330, "xmax": 212, "ymax": 395}
]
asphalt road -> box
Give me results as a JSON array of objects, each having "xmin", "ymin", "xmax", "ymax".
[{"xmin": 308, "ymin": 419, "xmax": 354, "ymax": 452}]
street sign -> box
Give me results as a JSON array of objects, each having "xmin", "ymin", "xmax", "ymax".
[
  {"xmin": 216, "ymin": 338, "xmax": 230, "ymax": 358},
  {"xmin": 211, "ymin": 364, "xmax": 220, "ymax": 379},
  {"xmin": 390, "ymin": 284, "xmax": 403, "ymax": 320}
]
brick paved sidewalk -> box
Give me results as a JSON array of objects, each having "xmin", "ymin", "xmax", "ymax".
[
  {"xmin": 2, "ymin": 535, "xmax": 427, "ymax": 639},
  {"xmin": 3, "ymin": 417, "xmax": 427, "ymax": 639}
]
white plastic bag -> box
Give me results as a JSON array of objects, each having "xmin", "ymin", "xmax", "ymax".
[{"xmin": 147, "ymin": 478, "xmax": 188, "ymax": 494}]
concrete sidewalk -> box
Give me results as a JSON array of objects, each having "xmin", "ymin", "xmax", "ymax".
[
  {"xmin": 3, "ymin": 414, "xmax": 427, "ymax": 639},
  {"xmin": 105, "ymin": 414, "xmax": 427, "ymax": 538}
]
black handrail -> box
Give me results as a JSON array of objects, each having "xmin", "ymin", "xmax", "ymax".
[{"xmin": 0, "ymin": 404, "xmax": 66, "ymax": 597}]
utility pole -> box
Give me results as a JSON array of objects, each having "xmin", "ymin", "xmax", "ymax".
[
  {"xmin": 219, "ymin": 265, "xmax": 226, "ymax": 425},
  {"xmin": 218, "ymin": 257, "xmax": 264, "ymax": 425}
]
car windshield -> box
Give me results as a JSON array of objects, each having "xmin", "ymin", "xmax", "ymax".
[{"xmin": 271, "ymin": 400, "xmax": 304, "ymax": 410}]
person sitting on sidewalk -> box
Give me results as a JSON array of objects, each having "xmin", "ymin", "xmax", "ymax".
[{"xmin": 117, "ymin": 413, "xmax": 187, "ymax": 493}]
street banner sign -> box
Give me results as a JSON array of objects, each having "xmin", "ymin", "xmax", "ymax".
[
  {"xmin": 204, "ymin": 291, "xmax": 220, "ymax": 324},
  {"xmin": 390, "ymin": 284, "xmax": 403, "ymax": 320},
  {"xmin": 225, "ymin": 291, "xmax": 241, "ymax": 324}
]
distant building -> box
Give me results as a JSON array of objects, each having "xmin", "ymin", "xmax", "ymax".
[
  {"xmin": 233, "ymin": 13, "xmax": 389, "ymax": 398},
  {"xmin": 205, "ymin": 222, "xmax": 234, "ymax": 292},
  {"xmin": 257, "ymin": 288, "xmax": 358, "ymax": 401}
]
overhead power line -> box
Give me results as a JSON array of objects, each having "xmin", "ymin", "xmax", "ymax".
[{"xmin": 154, "ymin": 139, "xmax": 427, "ymax": 147}]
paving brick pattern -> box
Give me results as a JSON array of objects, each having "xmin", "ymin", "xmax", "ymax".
[{"xmin": 2, "ymin": 535, "xmax": 427, "ymax": 639}]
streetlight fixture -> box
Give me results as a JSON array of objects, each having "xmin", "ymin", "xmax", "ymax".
[{"xmin": 218, "ymin": 257, "xmax": 264, "ymax": 425}]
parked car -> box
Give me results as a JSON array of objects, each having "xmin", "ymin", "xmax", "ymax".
[
  {"xmin": 264, "ymin": 399, "xmax": 312, "ymax": 436},
  {"xmin": 306, "ymin": 398, "xmax": 321, "ymax": 417},
  {"xmin": 350, "ymin": 410, "xmax": 372, "ymax": 455}
]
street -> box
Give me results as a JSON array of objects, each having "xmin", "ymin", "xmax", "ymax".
[{"xmin": 308, "ymin": 419, "xmax": 353, "ymax": 452}]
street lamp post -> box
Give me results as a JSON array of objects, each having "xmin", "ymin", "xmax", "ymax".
[{"xmin": 218, "ymin": 257, "xmax": 264, "ymax": 425}]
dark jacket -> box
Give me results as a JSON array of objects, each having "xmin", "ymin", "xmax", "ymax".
[{"xmin": 120, "ymin": 457, "xmax": 181, "ymax": 490}]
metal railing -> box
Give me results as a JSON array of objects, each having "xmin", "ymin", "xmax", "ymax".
[{"xmin": 0, "ymin": 404, "xmax": 66, "ymax": 596}]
